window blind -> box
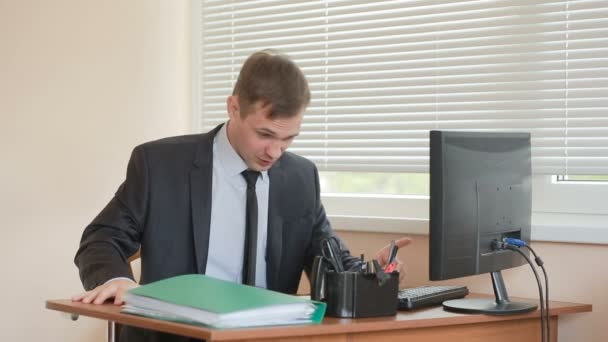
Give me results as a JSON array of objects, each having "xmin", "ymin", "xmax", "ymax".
[{"xmin": 197, "ymin": 0, "xmax": 608, "ymax": 175}]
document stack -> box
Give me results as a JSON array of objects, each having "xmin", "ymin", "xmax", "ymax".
[{"xmin": 123, "ymin": 274, "xmax": 326, "ymax": 329}]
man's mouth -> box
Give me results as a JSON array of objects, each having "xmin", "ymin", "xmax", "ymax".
[{"xmin": 258, "ymin": 158, "xmax": 272, "ymax": 167}]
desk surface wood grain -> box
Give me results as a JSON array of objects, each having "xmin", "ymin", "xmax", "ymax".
[{"xmin": 46, "ymin": 295, "xmax": 591, "ymax": 341}]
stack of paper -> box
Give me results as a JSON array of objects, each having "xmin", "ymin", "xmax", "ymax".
[{"xmin": 122, "ymin": 274, "xmax": 326, "ymax": 329}]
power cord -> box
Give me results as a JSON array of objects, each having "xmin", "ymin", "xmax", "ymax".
[
  {"xmin": 493, "ymin": 239, "xmax": 548, "ymax": 342},
  {"xmin": 505, "ymin": 239, "xmax": 550, "ymax": 342}
]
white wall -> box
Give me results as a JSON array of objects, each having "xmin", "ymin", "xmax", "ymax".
[{"xmin": 0, "ymin": 1, "xmax": 191, "ymax": 340}]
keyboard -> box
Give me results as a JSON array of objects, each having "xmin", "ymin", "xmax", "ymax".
[{"xmin": 398, "ymin": 285, "xmax": 469, "ymax": 310}]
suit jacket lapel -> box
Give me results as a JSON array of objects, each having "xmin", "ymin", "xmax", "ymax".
[
  {"xmin": 190, "ymin": 125, "xmax": 223, "ymax": 274},
  {"xmin": 266, "ymin": 161, "xmax": 284, "ymax": 291}
]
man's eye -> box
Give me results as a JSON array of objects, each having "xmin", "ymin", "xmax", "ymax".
[{"xmin": 258, "ymin": 132, "xmax": 272, "ymax": 138}]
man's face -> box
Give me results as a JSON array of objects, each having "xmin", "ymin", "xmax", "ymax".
[{"xmin": 226, "ymin": 97, "xmax": 302, "ymax": 171}]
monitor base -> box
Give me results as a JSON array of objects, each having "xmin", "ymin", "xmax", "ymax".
[{"xmin": 443, "ymin": 298, "xmax": 537, "ymax": 315}]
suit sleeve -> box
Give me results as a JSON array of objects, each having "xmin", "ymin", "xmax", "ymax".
[
  {"xmin": 74, "ymin": 146, "xmax": 148, "ymax": 290},
  {"xmin": 304, "ymin": 164, "xmax": 362, "ymax": 276}
]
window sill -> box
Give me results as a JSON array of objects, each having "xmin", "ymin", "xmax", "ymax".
[
  {"xmin": 329, "ymin": 214, "xmax": 608, "ymax": 245},
  {"xmin": 322, "ymin": 175, "xmax": 608, "ymax": 245},
  {"xmin": 328, "ymin": 215, "xmax": 428, "ymax": 235},
  {"xmin": 532, "ymin": 212, "xmax": 608, "ymax": 245}
]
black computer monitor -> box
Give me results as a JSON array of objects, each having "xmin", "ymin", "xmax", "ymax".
[{"xmin": 429, "ymin": 130, "xmax": 537, "ymax": 315}]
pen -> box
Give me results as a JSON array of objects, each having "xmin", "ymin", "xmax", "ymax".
[
  {"xmin": 389, "ymin": 240, "xmax": 399, "ymax": 263},
  {"xmin": 328, "ymin": 238, "xmax": 344, "ymax": 272},
  {"xmin": 322, "ymin": 238, "xmax": 344, "ymax": 273},
  {"xmin": 384, "ymin": 240, "xmax": 398, "ymax": 272},
  {"xmin": 384, "ymin": 261, "xmax": 397, "ymax": 273}
]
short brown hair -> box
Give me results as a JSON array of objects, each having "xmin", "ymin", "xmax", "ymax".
[{"xmin": 232, "ymin": 50, "xmax": 310, "ymax": 118}]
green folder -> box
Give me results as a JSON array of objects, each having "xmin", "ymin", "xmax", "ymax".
[{"xmin": 122, "ymin": 274, "xmax": 326, "ymax": 329}]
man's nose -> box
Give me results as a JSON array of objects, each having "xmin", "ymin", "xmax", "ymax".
[{"xmin": 266, "ymin": 141, "xmax": 284, "ymax": 160}]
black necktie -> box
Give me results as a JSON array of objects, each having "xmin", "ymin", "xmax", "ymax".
[{"xmin": 241, "ymin": 170, "xmax": 260, "ymax": 286}]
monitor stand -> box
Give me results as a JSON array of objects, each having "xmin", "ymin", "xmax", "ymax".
[{"xmin": 442, "ymin": 271, "xmax": 537, "ymax": 315}]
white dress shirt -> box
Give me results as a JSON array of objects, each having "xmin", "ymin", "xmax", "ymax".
[{"xmin": 205, "ymin": 123, "xmax": 269, "ymax": 288}]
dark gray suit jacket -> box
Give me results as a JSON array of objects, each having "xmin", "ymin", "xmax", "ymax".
[{"xmin": 75, "ymin": 124, "xmax": 359, "ymax": 342}]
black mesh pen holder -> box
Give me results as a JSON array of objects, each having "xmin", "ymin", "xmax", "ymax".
[{"xmin": 324, "ymin": 270, "xmax": 399, "ymax": 318}]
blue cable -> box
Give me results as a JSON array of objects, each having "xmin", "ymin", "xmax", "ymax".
[{"xmin": 503, "ymin": 237, "xmax": 527, "ymax": 247}]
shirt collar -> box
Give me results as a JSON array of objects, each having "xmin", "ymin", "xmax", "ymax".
[{"xmin": 215, "ymin": 122, "xmax": 268, "ymax": 182}]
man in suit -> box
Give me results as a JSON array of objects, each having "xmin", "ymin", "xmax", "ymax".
[{"xmin": 73, "ymin": 50, "xmax": 410, "ymax": 341}]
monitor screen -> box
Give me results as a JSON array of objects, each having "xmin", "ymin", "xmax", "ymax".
[{"xmin": 429, "ymin": 130, "xmax": 537, "ymax": 315}]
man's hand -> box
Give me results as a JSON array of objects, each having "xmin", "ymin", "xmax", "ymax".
[
  {"xmin": 71, "ymin": 278, "xmax": 138, "ymax": 305},
  {"xmin": 375, "ymin": 237, "xmax": 412, "ymax": 267},
  {"xmin": 374, "ymin": 237, "xmax": 412, "ymax": 284}
]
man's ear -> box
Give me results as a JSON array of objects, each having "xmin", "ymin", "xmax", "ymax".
[{"xmin": 227, "ymin": 96, "xmax": 240, "ymax": 120}]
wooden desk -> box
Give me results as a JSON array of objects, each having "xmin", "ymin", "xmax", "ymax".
[{"xmin": 46, "ymin": 296, "xmax": 590, "ymax": 342}]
